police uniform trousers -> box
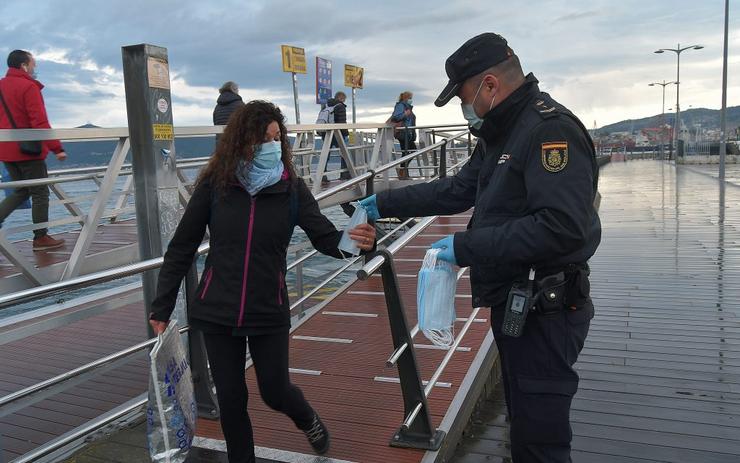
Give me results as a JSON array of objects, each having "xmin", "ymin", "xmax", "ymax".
[{"xmin": 491, "ymin": 300, "xmax": 593, "ymax": 463}]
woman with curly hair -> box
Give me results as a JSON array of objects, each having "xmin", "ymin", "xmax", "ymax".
[{"xmin": 149, "ymin": 100, "xmax": 376, "ymax": 462}]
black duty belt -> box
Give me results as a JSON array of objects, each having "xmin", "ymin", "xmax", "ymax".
[{"xmin": 530, "ymin": 263, "xmax": 590, "ymax": 314}]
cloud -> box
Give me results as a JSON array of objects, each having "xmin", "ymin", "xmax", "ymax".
[
  {"xmin": 555, "ymin": 10, "xmax": 601, "ymax": 22},
  {"xmin": 0, "ymin": 0, "xmax": 737, "ymax": 129}
]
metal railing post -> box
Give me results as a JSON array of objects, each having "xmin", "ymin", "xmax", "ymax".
[
  {"xmin": 373, "ymin": 249, "xmax": 445, "ymax": 450},
  {"xmin": 296, "ymin": 250, "xmax": 305, "ymax": 317},
  {"xmin": 184, "ymin": 264, "xmax": 219, "ymax": 419},
  {"xmin": 439, "ymin": 141, "xmax": 448, "ymax": 179},
  {"xmin": 431, "ymin": 129, "xmax": 439, "ymax": 178},
  {"xmin": 122, "ymin": 44, "xmax": 182, "ymax": 337},
  {"xmin": 364, "ymin": 170, "xmax": 376, "ymax": 264}
]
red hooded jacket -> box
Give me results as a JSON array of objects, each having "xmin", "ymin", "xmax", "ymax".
[{"xmin": 0, "ymin": 68, "xmax": 63, "ymax": 161}]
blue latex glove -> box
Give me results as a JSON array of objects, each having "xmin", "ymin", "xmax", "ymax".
[
  {"xmin": 357, "ymin": 194, "xmax": 380, "ymax": 221},
  {"xmin": 431, "ymin": 235, "xmax": 457, "ymax": 265}
]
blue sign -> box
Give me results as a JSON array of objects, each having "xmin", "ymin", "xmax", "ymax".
[{"xmin": 316, "ymin": 57, "xmax": 332, "ymax": 104}]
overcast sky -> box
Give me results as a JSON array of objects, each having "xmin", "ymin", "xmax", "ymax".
[{"xmin": 1, "ymin": 0, "xmax": 737, "ymax": 130}]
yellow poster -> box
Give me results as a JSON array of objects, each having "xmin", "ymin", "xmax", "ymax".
[
  {"xmin": 344, "ymin": 64, "xmax": 364, "ymax": 89},
  {"xmin": 152, "ymin": 123, "xmax": 174, "ymax": 140},
  {"xmin": 281, "ymin": 45, "xmax": 306, "ymax": 74},
  {"xmin": 147, "ymin": 57, "xmax": 170, "ymax": 89}
]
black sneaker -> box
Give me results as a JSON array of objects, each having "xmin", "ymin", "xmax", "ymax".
[{"xmin": 302, "ymin": 413, "xmax": 330, "ymax": 454}]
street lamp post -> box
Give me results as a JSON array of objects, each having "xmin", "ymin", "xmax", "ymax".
[
  {"xmin": 654, "ymin": 43, "xmax": 703, "ymax": 159},
  {"xmin": 649, "ymin": 80, "xmax": 677, "ymax": 160}
]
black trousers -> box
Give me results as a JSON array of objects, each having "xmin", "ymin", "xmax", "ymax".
[
  {"xmin": 203, "ymin": 331, "xmax": 315, "ymax": 463},
  {"xmin": 0, "ymin": 160, "xmax": 50, "ymax": 238},
  {"xmin": 492, "ymin": 301, "xmax": 593, "ymax": 463},
  {"xmin": 397, "ymin": 134, "xmax": 416, "ymax": 169}
]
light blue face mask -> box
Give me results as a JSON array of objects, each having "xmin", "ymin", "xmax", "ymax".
[
  {"xmin": 461, "ymin": 80, "xmax": 495, "ymax": 130},
  {"xmin": 406, "ymin": 99, "xmax": 413, "ymax": 106},
  {"xmin": 253, "ymin": 140, "xmax": 282, "ymax": 169}
]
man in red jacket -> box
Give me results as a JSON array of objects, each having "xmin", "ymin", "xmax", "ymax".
[{"xmin": 0, "ymin": 50, "xmax": 66, "ymax": 251}]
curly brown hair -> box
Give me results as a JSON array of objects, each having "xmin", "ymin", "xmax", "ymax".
[{"xmin": 198, "ymin": 100, "xmax": 294, "ymax": 194}]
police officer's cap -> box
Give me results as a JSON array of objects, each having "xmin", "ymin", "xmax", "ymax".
[{"xmin": 435, "ymin": 33, "xmax": 514, "ymax": 107}]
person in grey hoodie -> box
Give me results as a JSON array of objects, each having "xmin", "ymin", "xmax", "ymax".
[{"xmin": 213, "ymin": 81, "xmax": 245, "ymax": 125}]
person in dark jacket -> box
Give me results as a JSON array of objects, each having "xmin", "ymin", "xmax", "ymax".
[
  {"xmin": 390, "ymin": 91, "xmax": 416, "ymax": 179},
  {"xmin": 213, "ymin": 81, "xmax": 244, "ymax": 126},
  {"xmin": 150, "ymin": 100, "xmax": 376, "ymax": 463},
  {"xmin": 321, "ymin": 91, "xmax": 350, "ymax": 181},
  {"xmin": 0, "ymin": 50, "xmax": 67, "ymax": 251},
  {"xmin": 360, "ymin": 33, "xmax": 600, "ymax": 462}
]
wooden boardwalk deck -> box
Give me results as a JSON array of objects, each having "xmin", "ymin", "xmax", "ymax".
[
  {"xmin": 0, "ymin": 218, "xmax": 140, "ymax": 293},
  {"xmin": 0, "ymin": 213, "xmax": 492, "ymax": 463},
  {"xmin": 453, "ymin": 160, "xmax": 740, "ymax": 462},
  {"xmin": 193, "ymin": 214, "xmax": 491, "ymax": 462},
  {"xmin": 5, "ymin": 160, "xmax": 740, "ymax": 462}
]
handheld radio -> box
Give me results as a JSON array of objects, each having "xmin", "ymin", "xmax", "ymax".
[{"xmin": 502, "ymin": 268, "xmax": 535, "ymax": 337}]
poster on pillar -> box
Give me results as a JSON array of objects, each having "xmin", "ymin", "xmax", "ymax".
[
  {"xmin": 146, "ymin": 57, "xmax": 181, "ymax": 244},
  {"xmin": 122, "ymin": 44, "xmax": 187, "ymax": 327}
]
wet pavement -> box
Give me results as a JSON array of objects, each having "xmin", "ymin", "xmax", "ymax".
[{"xmin": 454, "ymin": 159, "xmax": 740, "ymax": 462}]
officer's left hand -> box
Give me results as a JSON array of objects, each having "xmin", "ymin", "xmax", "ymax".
[{"xmin": 430, "ymin": 235, "xmax": 457, "ymax": 265}]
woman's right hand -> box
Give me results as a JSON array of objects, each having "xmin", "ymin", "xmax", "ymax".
[{"xmin": 149, "ymin": 319, "xmax": 169, "ymax": 335}]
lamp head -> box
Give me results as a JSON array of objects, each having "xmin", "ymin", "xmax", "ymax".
[
  {"xmin": 693, "ymin": 45, "xmax": 704, "ymax": 50},
  {"xmin": 654, "ymin": 49, "xmax": 665, "ymax": 54}
]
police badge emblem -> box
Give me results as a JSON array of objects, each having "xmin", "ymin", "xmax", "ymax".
[{"xmin": 541, "ymin": 142, "xmax": 568, "ymax": 172}]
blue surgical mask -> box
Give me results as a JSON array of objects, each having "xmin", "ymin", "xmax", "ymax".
[
  {"xmin": 406, "ymin": 99, "xmax": 413, "ymax": 106},
  {"xmin": 253, "ymin": 140, "xmax": 282, "ymax": 169},
  {"xmin": 461, "ymin": 80, "xmax": 495, "ymax": 130}
]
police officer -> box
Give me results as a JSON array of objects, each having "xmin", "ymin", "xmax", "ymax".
[{"xmin": 359, "ymin": 33, "xmax": 601, "ymax": 462}]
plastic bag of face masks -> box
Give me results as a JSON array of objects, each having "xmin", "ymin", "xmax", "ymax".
[
  {"xmin": 147, "ymin": 322, "xmax": 196, "ymax": 463},
  {"xmin": 338, "ymin": 202, "xmax": 368, "ymax": 256},
  {"xmin": 417, "ymin": 248, "xmax": 457, "ymax": 347}
]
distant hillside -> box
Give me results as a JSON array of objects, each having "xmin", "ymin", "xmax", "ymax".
[
  {"xmin": 46, "ymin": 134, "xmax": 217, "ymax": 170},
  {"xmin": 597, "ymin": 106, "xmax": 740, "ymax": 135}
]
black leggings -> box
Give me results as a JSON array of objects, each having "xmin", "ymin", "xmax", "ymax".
[{"xmin": 203, "ymin": 331, "xmax": 315, "ymax": 463}]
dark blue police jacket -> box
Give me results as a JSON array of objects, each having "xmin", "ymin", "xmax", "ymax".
[{"xmin": 377, "ymin": 74, "xmax": 601, "ymax": 308}]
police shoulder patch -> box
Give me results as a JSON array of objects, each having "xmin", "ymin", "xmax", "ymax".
[{"xmin": 541, "ymin": 142, "xmax": 568, "ymax": 172}]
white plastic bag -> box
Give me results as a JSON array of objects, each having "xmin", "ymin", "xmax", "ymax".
[
  {"xmin": 417, "ymin": 248, "xmax": 457, "ymax": 347},
  {"xmin": 338, "ymin": 202, "xmax": 368, "ymax": 256},
  {"xmin": 147, "ymin": 322, "xmax": 197, "ymax": 463}
]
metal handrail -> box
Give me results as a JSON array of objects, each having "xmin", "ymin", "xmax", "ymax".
[
  {"xmin": 1, "ymin": 212, "xmax": 441, "ymax": 463},
  {"xmin": 0, "ymin": 325, "xmax": 189, "ymax": 409},
  {"xmin": 0, "ymin": 242, "xmax": 206, "ymax": 309},
  {"xmin": 289, "ymin": 216, "xmax": 416, "ymax": 310},
  {"xmin": 0, "ymin": 214, "xmax": 421, "ymax": 411},
  {"xmin": 1, "ymin": 128, "xmax": 474, "ymax": 460},
  {"xmin": 358, "ymin": 216, "xmax": 439, "ymax": 280},
  {"xmin": 375, "ymin": 130, "xmax": 469, "ymax": 175},
  {"xmin": 0, "ymin": 123, "xmax": 399, "ymax": 142},
  {"xmin": 291, "ymin": 131, "xmax": 471, "ymax": 272},
  {"xmin": 0, "ymin": 128, "xmax": 471, "ymax": 307},
  {"xmin": 423, "ymin": 306, "xmax": 482, "ymax": 397},
  {"xmin": 12, "ymin": 394, "xmax": 148, "ymax": 463}
]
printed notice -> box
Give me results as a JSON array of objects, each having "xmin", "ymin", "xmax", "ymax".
[
  {"xmin": 344, "ymin": 64, "xmax": 364, "ymax": 89},
  {"xmin": 281, "ymin": 45, "xmax": 307, "ymax": 74},
  {"xmin": 147, "ymin": 57, "xmax": 171, "ymax": 89},
  {"xmin": 153, "ymin": 123, "xmax": 174, "ymax": 140}
]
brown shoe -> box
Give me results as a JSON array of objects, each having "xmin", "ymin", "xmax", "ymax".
[{"xmin": 32, "ymin": 235, "xmax": 65, "ymax": 251}]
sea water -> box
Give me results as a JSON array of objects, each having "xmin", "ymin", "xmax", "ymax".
[{"xmin": 0, "ymin": 142, "xmax": 357, "ymax": 319}]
